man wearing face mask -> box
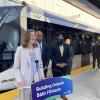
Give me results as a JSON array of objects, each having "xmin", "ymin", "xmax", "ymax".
[{"xmin": 50, "ymin": 33, "xmax": 70, "ymax": 100}]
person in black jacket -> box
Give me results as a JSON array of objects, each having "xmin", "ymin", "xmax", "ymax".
[
  {"xmin": 50, "ymin": 33, "xmax": 70, "ymax": 100},
  {"xmin": 36, "ymin": 31, "xmax": 50, "ymax": 77},
  {"xmin": 92, "ymin": 41, "xmax": 100, "ymax": 69},
  {"xmin": 65, "ymin": 38, "xmax": 74, "ymax": 75}
]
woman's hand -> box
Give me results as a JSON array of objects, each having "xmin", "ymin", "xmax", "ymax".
[
  {"xmin": 41, "ymin": 77, "xmax": 46, "ymax": 80},
  {"xmin": 18, "ymin": 80, "xmax": 25, "ymax": 87}
]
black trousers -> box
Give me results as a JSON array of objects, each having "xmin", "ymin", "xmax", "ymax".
[
  {"xmin": 52, "ymin": 66, "xmax": 72, "ymax": 77},
  {"xmin": 44, "ymin": 68, "xmax": 48, "ymax": 77},
  {"xmin": 93, "ymin": 56, "xmax": 100, "ymax": 68}
]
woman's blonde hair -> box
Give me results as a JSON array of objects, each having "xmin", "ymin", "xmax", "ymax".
[{"xmin": 21, "ymin": 29, "xmax": 37, "ymax": 48}]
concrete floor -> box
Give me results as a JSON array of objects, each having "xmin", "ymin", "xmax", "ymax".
[{"xmin": 67, "ymin": 68, "xmax": 100, "ymax": 100}]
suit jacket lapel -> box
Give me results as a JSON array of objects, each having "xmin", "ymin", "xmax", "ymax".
[
  {"xmin": 24, "ymin": 48, "xmax": 31, "ymax": 68},
  {"xmin": 56, "ymin": 44, "xmax": 61, "ymax": 57}
]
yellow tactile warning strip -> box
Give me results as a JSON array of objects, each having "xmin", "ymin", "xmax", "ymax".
[
  {"xmin": 0, "ymin": 65, "xmax": 92, "ymax": 100},
  {"xmin": 71, "ymin": 65, "xmax": 92, "ymax": 76},
  {"xmin": 0, "ymin": 89, "xmax": 19, "ymax": 100}
]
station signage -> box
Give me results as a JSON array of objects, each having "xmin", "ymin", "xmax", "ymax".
[{"xmin": 31, "ymin": 76, "xmax": 73, "ymax": 100}]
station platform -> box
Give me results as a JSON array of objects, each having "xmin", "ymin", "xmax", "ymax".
[
  {"xmin": 67, "ymin": 68, "xmax": 100, "ymax": 100},
  {"xmin": 1, "ymin": 65, "xmax": 100, "ymax": 100}
]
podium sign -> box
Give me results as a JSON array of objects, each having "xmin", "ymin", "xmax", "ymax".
[{"xmin": 31, "ymin": 76, "xmax": 73, "ymax": 100}]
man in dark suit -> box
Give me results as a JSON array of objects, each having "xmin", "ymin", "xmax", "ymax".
[
  {"xmin": 50, "ymin": 33, "xmax": 70, "ymax": 100},
  {"xmin": 36, "ymin": 31, "xmax": 50, "ymax": 77}
]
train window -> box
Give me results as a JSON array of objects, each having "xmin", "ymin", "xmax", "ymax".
[
  {"xmin": 71, "ymin": 33, "xmax": 81, "ymax": 55},
  {"xmin": 72, "ymin": 31, "xmax": 92, "ymax": 55}
]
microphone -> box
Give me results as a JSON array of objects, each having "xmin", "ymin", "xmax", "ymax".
[{"xmin": 35, "ymin": 60, "xmax": 39, "ymax": 64}]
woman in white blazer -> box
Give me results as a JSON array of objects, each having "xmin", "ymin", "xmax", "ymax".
[{"xmin": 13, "ymin": 29, "xmax": 44, "ymax": 100}]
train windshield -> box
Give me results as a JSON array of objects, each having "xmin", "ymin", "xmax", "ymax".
[{"xmin": 0, "ymin": 6, "xmax": 22, "ymax": 72}]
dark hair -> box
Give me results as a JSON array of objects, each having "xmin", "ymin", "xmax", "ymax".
[{"xmin": 21, "ymin": 29, "xmax": 36, "ymax": 48}]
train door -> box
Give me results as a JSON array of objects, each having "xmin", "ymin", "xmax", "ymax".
[{"xmin": 27, "ymin": 18, "xmax": 57, "ymax": 45}]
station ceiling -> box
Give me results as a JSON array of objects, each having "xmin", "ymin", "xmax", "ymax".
[{"xmin": 63, "ymin": 0, "xmax": 100, "ymax": 19}]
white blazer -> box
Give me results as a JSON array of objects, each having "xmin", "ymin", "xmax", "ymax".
[{"xmin": 13, "ymin": 46, "xmax": 44, "ymax": 86}]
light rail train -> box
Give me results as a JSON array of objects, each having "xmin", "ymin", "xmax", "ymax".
[{"xmin": 0, "ymin": 0, "xmax": 100, "ymax": 91}]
